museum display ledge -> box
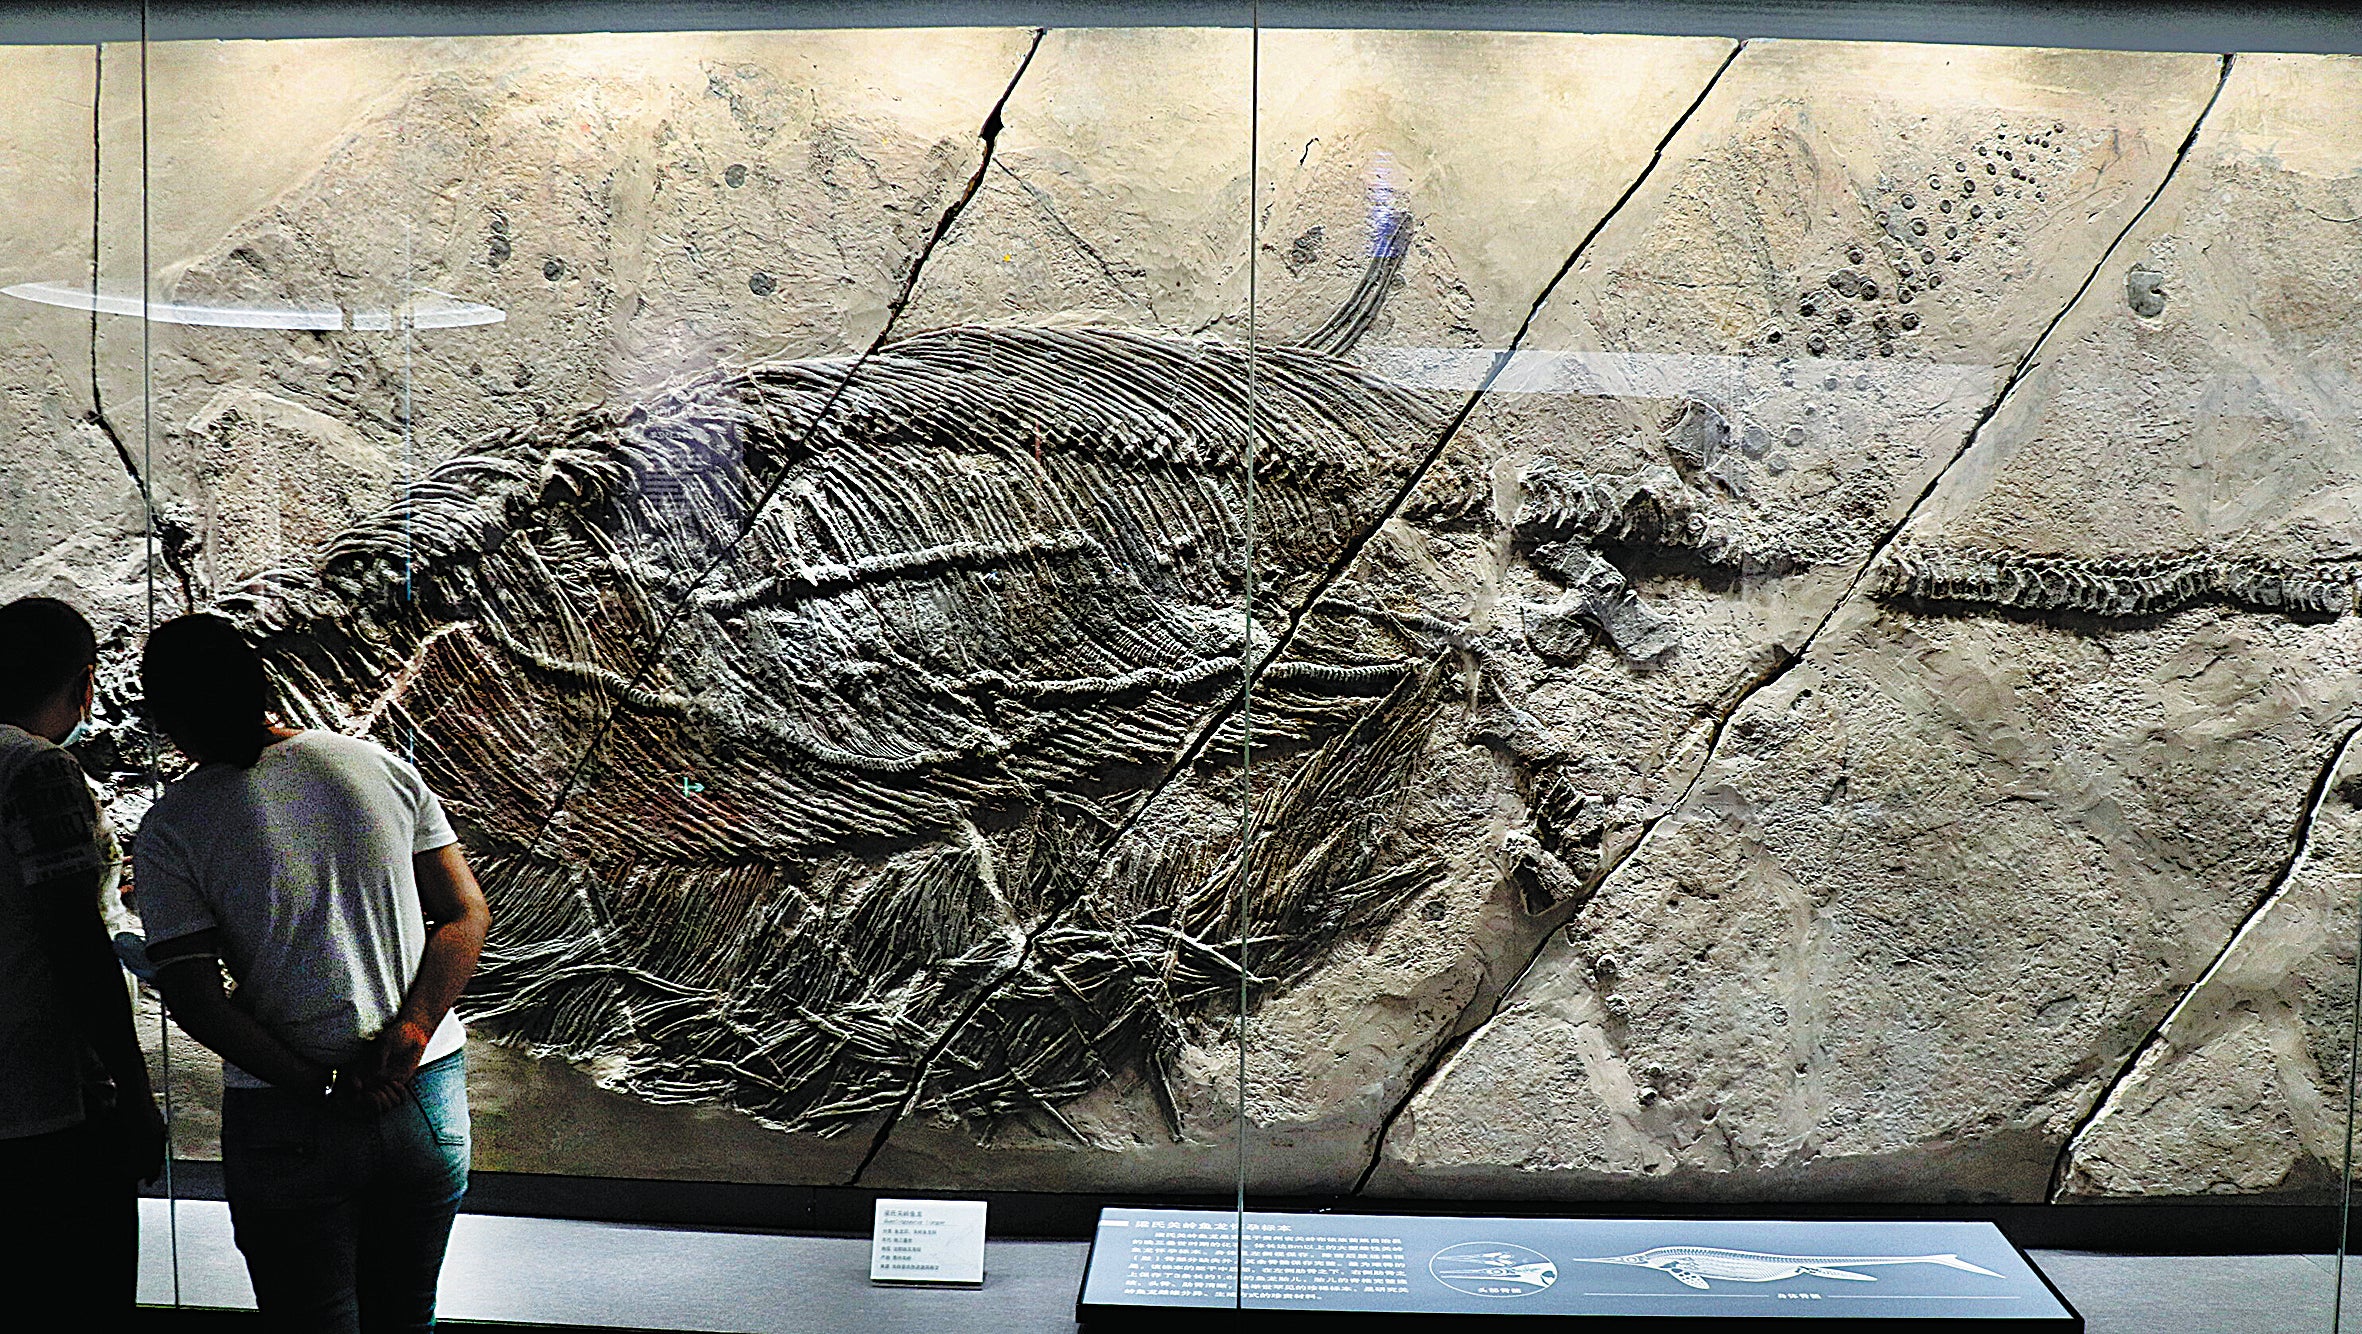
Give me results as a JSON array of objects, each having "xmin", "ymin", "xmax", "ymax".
[
  {"xmin": 0, "ymin": 0, "xmax": 2352, "ymax": 53},
  {"xmin": 114, "ymin": 1205, "xmax": 2356, "ymax": 1333},
  {"xmin": 143, "ymin": 1161, "xmax": 2357, "ymax": 1254}
]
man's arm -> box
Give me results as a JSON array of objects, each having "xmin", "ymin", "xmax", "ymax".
[
  {"xmin": 28, "ymin": 872, "xmax": 165, "ymax": 1182},
  {"xmin": 7, "ymin": 750, "xmax": 164, "ymax": 1179},
  {"xmin": 27, "ymin": 868, "xmax": 154, "ymax": 1101},
  {"xmin": 149, "ymin": 930, "xmax": 329, "ymax": 1094},
  {"xmin": 351, "ymin": 843, "xmax": 490, "ymax": 1101}
]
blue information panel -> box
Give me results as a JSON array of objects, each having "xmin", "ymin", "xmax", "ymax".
[{"xmin": 1077, "ymin": 1209, "xmax": 2082, "ymax": 1330}]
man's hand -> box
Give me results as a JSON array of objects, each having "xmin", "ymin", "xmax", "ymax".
[
  {"xmin": 338, "ymin": 1017, "xmax": 434, "ymax": 1113},
  {"xmin": 111, "ymin": 1095, "xmax": 167, "ymax": 1185},
  {"xmin": 327, "ymin": 842, "xmax": 490, "ymax": 1118}
]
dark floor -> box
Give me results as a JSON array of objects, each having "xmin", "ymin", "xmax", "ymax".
[{"xmin": 137, "ymin": 1202, "xmax": 2357, "ymax": 1332}]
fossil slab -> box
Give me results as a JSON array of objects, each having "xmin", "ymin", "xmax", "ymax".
[
  {"xmin": 1376, "ymin": 51, "xmax": 2362, "ymax": 1202},
  {"xmin": 0, "ymin": 45, "xmax": 142, "ymax": 610},
  {"xmin": 124, "ymin": 29, "xmax": 1039, "ymax": 606},
  {"xmin": 1308, "ymin": 36, "xmax": 2223, "ymax": 1197},
  {"xmin": 862, "ymin": 27, "xmax": 1747, "ymax": 1192},
  {"xmin": 2055, "ymin": 731, "xmax": 2362, "ymax": 1199},
  {"xmin": 8, "ymin": 30, "xmax": 2358, "ymax": 1204}
]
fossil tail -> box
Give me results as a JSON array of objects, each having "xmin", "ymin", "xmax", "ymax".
[
  {"xmin": 1292, "ymin": 208, "xmax": 1411, "ymax": 357},
  {"xmin": 1826, "ymin": 1254, "xmax": 2006, "ymax": 1278}
]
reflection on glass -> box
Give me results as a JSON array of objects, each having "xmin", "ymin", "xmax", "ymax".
[{"xmin": 4, "ymin": 280, "xmax": 504, "ymax": 329}]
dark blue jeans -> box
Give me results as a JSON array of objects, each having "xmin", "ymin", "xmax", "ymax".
[
  {"xmin": 0, "ymin": 1113, "xmax": 136, "ymax": 1310},
  {"xmin": 222, "ymin": 1050, "xmax": 470, "ymax": 1334}
]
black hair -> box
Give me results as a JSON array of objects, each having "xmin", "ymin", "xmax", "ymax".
[
  {"xmin": 0, "ymin": 596, "xmax": 98, "ymax": 721},
  {"xmin": 142, "ymin": 614, "xmax": 270, "ymax": 768}
]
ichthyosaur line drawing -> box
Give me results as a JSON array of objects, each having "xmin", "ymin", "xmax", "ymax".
[{"xmin": 1565, "ymin": 1246, "xmax": 2007, "ymax": 1290}]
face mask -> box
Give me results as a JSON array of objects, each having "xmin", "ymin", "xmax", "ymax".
[{"xmin": 60, "ymin": 671, "xmax": 92, "ymax": 748}]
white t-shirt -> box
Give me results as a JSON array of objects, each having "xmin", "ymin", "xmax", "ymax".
[{"xmin": 135, "ymin": 730, "xmax": 465, "ymax": 1089}]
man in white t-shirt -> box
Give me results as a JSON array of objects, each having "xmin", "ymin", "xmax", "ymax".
[{"xmin": 136, "ymin": 614, "xmax": 490, "ymax": 1334}]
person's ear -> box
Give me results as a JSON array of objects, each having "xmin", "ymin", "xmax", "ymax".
[{"xmin": 81, "ymin": 663, "xmax": 95, "ymax": 714}]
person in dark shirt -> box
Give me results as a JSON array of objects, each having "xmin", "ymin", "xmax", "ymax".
[{"xmin": 0, "ymin": 596, "xmax": 167, "ymax": 1308}]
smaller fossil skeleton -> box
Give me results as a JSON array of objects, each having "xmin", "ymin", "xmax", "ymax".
[{"xmin": 1564, "ymin": 1246, "xmax": 2006, "ymax": 1290}]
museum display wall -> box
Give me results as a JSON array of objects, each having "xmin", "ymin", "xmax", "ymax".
[{"xmin": 1, "ymin": 3, "xmax": 2357, "ymax": 1286}]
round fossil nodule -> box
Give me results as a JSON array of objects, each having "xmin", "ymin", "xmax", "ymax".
[{"xmin": 2126, "ymin": 265, "xmax": 2166, "ymax": 318}]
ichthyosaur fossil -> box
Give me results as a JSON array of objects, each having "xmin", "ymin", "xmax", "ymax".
[
  {"xmin": 206, "ymin": 218, "xmax": 1471, "ymax": 1140},
  {"xmin": 1565, "ymin": 1246, "xmax": 2007, "ymax": 1290}
]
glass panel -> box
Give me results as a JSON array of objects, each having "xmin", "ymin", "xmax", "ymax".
[
  {"xmin": 0, "ymin": 1, "xmax": 164, "ymax": 1307},
  {"xmin": 132, "ymin": 19, "xmax": 458, "ymax": 1310},
  {"xmin": 827, "ymin": 25, "xmax": 1260, "ymax": 1200},
  {"xmin": 1243, "ymin": 16, "xmax": 2362, "ymax": 1334},
  {"xmin": 128, "ymin": 6, "xmax": 1257, "ymax": 1324},
  {"xmin": 1237, "ymin": 25, "xmax": 1749, "ymax": 1213},
  {"xmin": 58, "ymin": 2, "xmax": 2350, "ymax": 1328}
]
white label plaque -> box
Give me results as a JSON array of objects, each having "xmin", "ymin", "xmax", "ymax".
[{"xmin": 870, "ymin": 1198, "xmax": 988, "ymax": 1287}]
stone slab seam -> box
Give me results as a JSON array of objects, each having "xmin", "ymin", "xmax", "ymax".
[
  {"xmin": 420, "ymin": 30, "xmax": 1052, "ymax": 1172},
  {"xmin": 1359, "ymin": 48, "xmax": 2241, "ymax": 1188},
  {"xmin": 2047, "ymin": 717, "xmax": 2362, "ymax": 1202},
  {"xmin": 520, "ymin": 26, "xmax": 1053, "ymax": 868},
  {"xmin": 855, "ymin": 36, "xmax": 1757, "ymax": 1188}
]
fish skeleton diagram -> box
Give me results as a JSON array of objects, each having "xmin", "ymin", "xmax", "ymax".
[
  {"xmin": 1565, "ymin": 1247, "xmax": 2008, "ymax": 1291},
  {"xmin": 1428, "ymin": 1245, "xmax": 1563, "ymax": 1294}
]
